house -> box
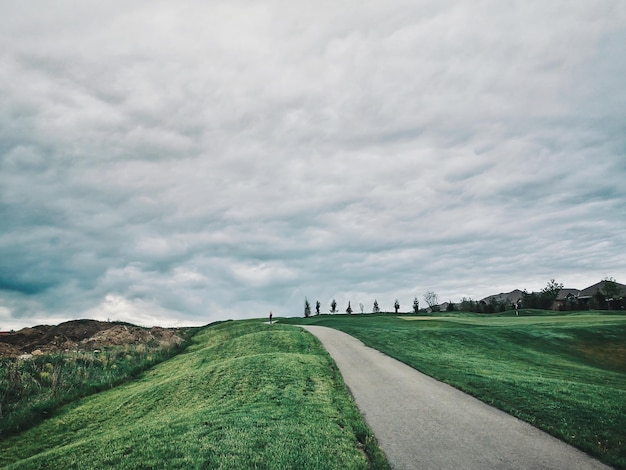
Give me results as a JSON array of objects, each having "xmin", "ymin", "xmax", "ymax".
[
  {"xmin": 553, "ymin": 288, "xmax": 581, "ymax": 311},
  {"xmin": 577, "ymin": 280, "xmax": 626, "ymax": 310},
  {"xmin": 479, "ymin": 280, "xmax": 625, "ymax": 312},
  {"xmin": 481, "ymin": 289, "xmax": 525, "ymax": 308}
]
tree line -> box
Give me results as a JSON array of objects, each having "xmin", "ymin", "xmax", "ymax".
[
  {"xmin": 303, "ymin": 292, "xmax": 442, "ymax": 317},
  {"xmin": 302, "ymin": 278, "xmax": 624, "ymax": 317}
]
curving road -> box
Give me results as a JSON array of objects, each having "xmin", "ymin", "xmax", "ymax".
[{"xmin": 301, "ymin": 325, "xmax": 610, "ymax": 470}]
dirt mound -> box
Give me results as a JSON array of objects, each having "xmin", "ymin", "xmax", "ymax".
[
  {"xmin": 0, "ymin": 342, "xmax": 20, "ymax": 357},
  {"xmin": 0, "ymin": 320, "xmax": 185, "ymax": 358},
  {"xmin": 82, "ymin": 325, "xmax": 183, "ymax": 350}
]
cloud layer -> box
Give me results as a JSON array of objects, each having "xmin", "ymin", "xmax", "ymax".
[{"xmin": 2, "ymin": 1, "xmax": 625, "ymax": 328}]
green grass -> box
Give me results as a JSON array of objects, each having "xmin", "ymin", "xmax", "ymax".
[
  {"xmin": 0, "ymin": 333, "xmax": 193, "ymax": 438},
  {"xmin": 284, "ymin": 311, "xmax": 626, "ymax": 469},
  {"xmin": 0, "ymin": 320, "xmax": 388, "ymax": 470}
]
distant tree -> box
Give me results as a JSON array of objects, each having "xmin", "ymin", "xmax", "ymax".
[
  {"xmin": 394, "ymin": 299, "xmax": 400, "ymax": 314},
  {"xmin": 424, "ymin": 291, "xmax": 439, "ymax": 312},
  {"xmin": 521, "ymin": 290, "xmax": 540, "ymax": 309},
  {"xmin": 330, "ymin": 299, "xmax": 337, "ymax": 314},
  {"xmin": 373, "ymin": 299, "xmax": 380, "ymax": 314},
  {"xmin": 540, "ymin": 279, "xmax": 563, "ymax": 309},
  {"xmin": 446, "ymin": 301, "xmax": 456, "ymax": 312},
  {"xmin": 346, "ymin": 301, "xmax": 353, "ymax": 314},
  {"xmin": 315, "ymin": 300, "xmax": 321, "ymax": 315},
  {"xmin": 520, "ymin": 280, "xmax": 563, "ymax": 310},
  {"xmin": 483, "ymin": 297, "xmax": 498, "ymax": 314},
  {"xmin": 602, "ymin": 277, "xmax": 622, "ymax": 310},
  {"xmin": 359, "ymin": 303, "xmax": 364, "ymax": 314},
  {"xmin": 304, "ymin": 298, "xmax": 311, "ymax": 318},
  {"xmin": 460, "ymin": 297, "xmax": 474, "ymax": 312},
  {"xmin": 592, "ymin": 289, "xmax": 606, "ymax": 310},
  {"xmin": 413, "ymin": 297, "xmax": 419, "ymax": 314}
]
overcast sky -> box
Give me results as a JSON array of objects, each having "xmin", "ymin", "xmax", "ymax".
[{"xmin": 1, "ymin": 1, "xmax": 625, "ymax": 329}]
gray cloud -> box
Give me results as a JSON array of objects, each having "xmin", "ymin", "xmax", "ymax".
[{"xmin": 1, "ymin": 1, "xmax": 626, "ymax": 328}]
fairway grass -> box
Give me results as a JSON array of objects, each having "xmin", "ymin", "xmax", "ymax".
[
  {"xmin": 0, "ymin": 321, "xmax": 388, "ymax": 469},
  {"xmin": 285, "ymin": 312, "xmax": 626, "ymax": 469}
]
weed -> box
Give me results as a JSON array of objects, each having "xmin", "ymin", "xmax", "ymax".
[{"xmin": 0, "ymin": 332, "xmax": 194, "ymax": 438}]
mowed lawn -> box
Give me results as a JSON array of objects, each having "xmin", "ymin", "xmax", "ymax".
[
  {"xmin": 285, "ymin": 311, "xmax": 626, "ymax": 469},
  {"xmin": 0, "ymin": 321, "xmax": 388, "ymax": 470}
]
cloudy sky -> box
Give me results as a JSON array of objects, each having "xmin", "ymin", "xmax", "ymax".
[{"xmin": 1, "ymin": 1, "xmax": 625, "ymax": 329}]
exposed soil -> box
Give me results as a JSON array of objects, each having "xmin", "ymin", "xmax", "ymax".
[{"xmin": 0, "ymin": 319, "xmax": 185, "ymax": 358}]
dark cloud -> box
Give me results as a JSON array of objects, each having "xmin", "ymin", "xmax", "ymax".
[{"xmin": 1, "ymin": 1, "xmax": 625, "ymax": 329}]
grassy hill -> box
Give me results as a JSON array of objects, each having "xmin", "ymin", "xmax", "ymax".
[
  {"xmin": 284, "ymin": 311, "xmax": 626, "ymax": 469},
  {"xmin": 0, "ymin": 320, "xmax": 388, "ymax": 469}
]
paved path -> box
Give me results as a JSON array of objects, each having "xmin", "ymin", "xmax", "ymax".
[{"xmin": 301, "ymin": 325, "xmax": 610, "ymax": 470}]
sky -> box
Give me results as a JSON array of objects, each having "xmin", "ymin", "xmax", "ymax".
[{"xmin": 1, "ymin": 1, "xmax": 625, "ymax": 329}]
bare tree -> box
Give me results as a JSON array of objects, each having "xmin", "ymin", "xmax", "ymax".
[
  {"xmin": 359, "ymin": 303, "xmax": 364, "ymax": 314},
  {"xmin": 413, "ymin": 297, "xmax": 419, "ymax": 314},
  {"xmin": 424, "ymin": 291, "xmax": 439, "ymax": 312}
]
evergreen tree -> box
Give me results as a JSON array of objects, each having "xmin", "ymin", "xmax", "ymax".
[
  {"xmin": 394, "ymin": 299, "xmax": 400, "ymax": 314},
  {"xmin": 413, "ymin": 297, "xmax": 419, "ymax": 314},
  {"xmin": 304, "ymin": 298, "xmax": 311, "ymax": 318},
  {"xmin": 373, "ymin": 299, "xmax": 380, "ymax": 314},
  {"xmin": 331, "ymin": 299, "xmax": 337, "ymax": 313},
  {"xmin": 315, "ymin": 300, "xmax": 321, "ymax": 315},
  {"xmin": 346, "ymin": 301, "xmax": 353, "ymax": 314}
]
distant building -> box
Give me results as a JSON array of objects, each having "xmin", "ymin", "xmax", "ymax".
[
  {"xmin": 576, "ymin": 280, "xmax": 626, "ymax": 310},
  {"xmin": 480, "ymin": 289, "xmax": 525, "ymax": 308},
  {"xmin": 480, "ymin": 280, "xmax": 625, "ymax": 312}
]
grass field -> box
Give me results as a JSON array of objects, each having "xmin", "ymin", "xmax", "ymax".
[
  {"xmin": 0, "ymin": 334, "xmax": 192, "ymax": 439},
  {"xmin": 284, "ymin": 311, "xmax": 626, "ymax": 469},
  {"xmin": 0, "ymin": 320, "xmax": 388, "ymax": 469}
]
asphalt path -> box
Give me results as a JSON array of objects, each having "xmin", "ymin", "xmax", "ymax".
[{"xmin": 301, "ymin": 325, "xmax": 610, "ymax": 470}]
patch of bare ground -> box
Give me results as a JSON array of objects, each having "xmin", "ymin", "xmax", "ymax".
[
  {"xmin": 0, "ymin": 320, "xmax": 184, "ymax": 358},
  {"xmin": 576, "ymin": 341, "xmax": 626, "ymax": 372}
]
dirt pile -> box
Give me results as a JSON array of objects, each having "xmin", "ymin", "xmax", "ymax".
[{"xmin": 0, "ymin": 319, "xmax": 185, "ymax": 358}]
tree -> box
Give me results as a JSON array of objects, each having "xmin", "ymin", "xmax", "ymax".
[
  {"xmin": 413, "ymin": 297, "xmax": 419, "ymax": 314},
  {"xmin": 446, "ymin": 301, "xmax": 456, "ymax": 312},
  {"xmin": 304, "ymin": 298, "xmax": 311, "ymax": 318},
  {"xmin": 330, "ymin": 299, "xmax": 337, "ymax": 314},
  {"xmin": 394, "ymin": 299, "xmax": 400, "ymax": 314},
  {"xmin": 540, "ymin": 279, "xmax": 563, "ymax": 309},
  {"xmin": 521, "ymin": 290, "xmax": 540, "ymax": 309},
  {"xmin": 460, "ymin": 297, "xmax": 475, "ymax": 312},
  {"xmin": 424, "ymin": 291, "xmax": 439, "ymax": 312},
  {"xmin": 359, "ymin": 303, "xmax": 364, "ymax": 314},
  {"xmin": 315, "ymin": 300, "xmax": 321, "ymax": 315},
  {"xmin": 602, "ymin": 277, "xmax": 622, "ymax": 310},
  {"xmin": 346, "ymin": 301, "xmax": 353, "ymax": 314},
  {"xmin": 373, "ymin": 299, "xmax": 380, "ymax": 314}
]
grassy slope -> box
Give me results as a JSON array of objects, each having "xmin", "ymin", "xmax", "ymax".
[
  {"xmin": 0, "ymin": 320, "xmax": 388, "ymax": 470},
  {"xmin": 284, "ymin": 311, "xmax": 626, "ymax": 469},
  {"xmin": 1, "ymin": 334, "xmax": 193, "ymax": 439}
]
